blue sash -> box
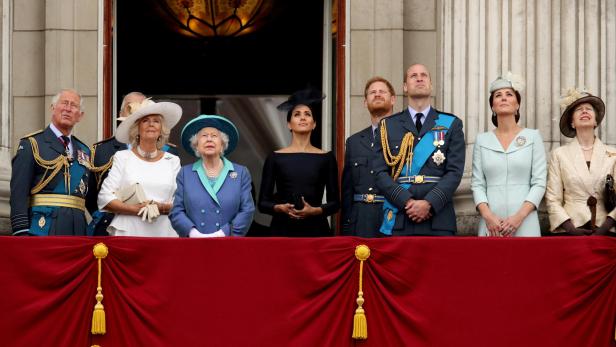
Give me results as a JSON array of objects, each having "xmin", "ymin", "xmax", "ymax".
[{"xmin": 380, "ymin": 114, "xmax": 455, "ymax": 235}]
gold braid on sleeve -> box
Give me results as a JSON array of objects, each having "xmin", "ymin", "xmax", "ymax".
[
  {"xmin": 28, "ymin": 137, "xmax": 70, "ymax": 195},
  {"xmin": 88, "ymin": 145, "xmax": 114, "ymax": 190},
  {"xmin": 380, "ymin": 120, "xmax": 414, "ymax": 181}
]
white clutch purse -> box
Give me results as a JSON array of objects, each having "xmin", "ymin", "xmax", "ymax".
[{"xmin": 114, "ymin": 183, "xmax": 147, "ymax": 205}]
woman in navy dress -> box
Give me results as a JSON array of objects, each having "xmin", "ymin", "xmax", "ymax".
[{"xmin": 258, "ymin": 89, "xmax": 340, "ymax": 237}]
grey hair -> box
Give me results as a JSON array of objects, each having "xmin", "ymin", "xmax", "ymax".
[
  {"xmin": 129, "ymin": 115, "xmax": 171, "ymax": 150},
  {"xmin": 119, "ymin": 91, "xmax": 146, "ymax": 115},
  {"xmin": 189, "ymin": 128, "xmax": 229, "ymax": 158},
  {"xmin": 51, "ymin": 88, "xmax": 84, "ymax": 112}
]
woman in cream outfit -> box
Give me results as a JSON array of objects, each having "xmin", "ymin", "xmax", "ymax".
[
  {"xmin": 546, "ymin": 89, "xmax": 616, "ymax": 236},
  {"xmin": 471, "ymin": 73, "xmax": 547, "ymax": 237},
  {"xmin": 98, "ymin": 99, "xmax": 182, "ymax": 237}
]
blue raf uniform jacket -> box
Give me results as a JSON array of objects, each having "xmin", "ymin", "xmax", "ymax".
[
  {"xmin": 170, "ymin": 159, "xmax": 255, "ymax": 237},
  {"xmin": 373, "ymin": 107, "xmax": 465, "ymax": 236},
  {"xmin": 10, "ymin": 126, "xmax": 91, "ymax": 236},
  {"xmin": 341, "ymin": 126, "xmax": 384, "ymax": 237}
]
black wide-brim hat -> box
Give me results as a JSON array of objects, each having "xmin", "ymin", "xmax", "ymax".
[
  {"xmin": 277, "ymin": 88, "xmax": 325, "ymax": 112},
  {"xmin": 559, "ymin": 90, "xmax": 605, "ymax": 138}
]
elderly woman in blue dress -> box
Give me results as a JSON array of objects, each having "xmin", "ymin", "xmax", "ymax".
[
  {"xmin": 471, "ymin": 73, "xmax": 547, "ymax": 237},
  {"xmin": 170, "ymin": 115, "xmax": 255, "ymax": 237}
]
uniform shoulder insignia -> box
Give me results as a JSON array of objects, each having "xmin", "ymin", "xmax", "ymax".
[{"xmin": 20, "ymin": 129, "xmax": 44, "ymax": 139}]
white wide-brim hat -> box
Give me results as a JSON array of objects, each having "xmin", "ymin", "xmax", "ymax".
[{"xmin": 115, "ymin": 99, "xmax": 182, "ymax": 144}]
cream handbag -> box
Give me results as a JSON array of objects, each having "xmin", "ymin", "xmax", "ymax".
[
  {"xmin": 115, "ymin": 183, "xmax": 147, "ymax": 205},
  {"xmin": 114, "ymin": 183, "xmax": 160, "ymax": 223}
]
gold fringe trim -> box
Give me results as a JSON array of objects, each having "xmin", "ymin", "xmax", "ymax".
[
  {"xmin": 91, "ymin": 243, "xmax": 108, "ymax": 335},
  {"xmin": 380, "ymin": 119, "xmax": 415, "ymax": 180},
  {"xmin": 89, "ymin": 145, "xmax": 114, "ymax": 190},
  {"xmin": 352, "ymin": 245, "xmax": 370, "ymax": 340},
  {"xmin": 28, "ymin": 137, "xmax": 70, "ymax": 195}
]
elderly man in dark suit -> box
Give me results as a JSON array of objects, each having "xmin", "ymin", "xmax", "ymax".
[
  {"xmin": 341, "ymin": 77, "xmax": 396, "ymax": 237},
  {"xmin": 10, "ymin": 89, "xmax": 91, "ymax": 236},
  {"xmin": 373, "ymin": 63, "xmax": 465, "ymax": 236},
  {"xmin": 86, "ymin": 91, "xmax": 178, "ymax": 235}
]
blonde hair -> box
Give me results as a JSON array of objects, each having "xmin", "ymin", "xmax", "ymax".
[{"xmin": 129, "ymin": 115, "xmax": 170, "ymax": 150}]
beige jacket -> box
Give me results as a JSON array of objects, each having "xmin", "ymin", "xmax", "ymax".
[{"xmin": 546, "ymin": 137, "xmax": 616, "ymax": 231}]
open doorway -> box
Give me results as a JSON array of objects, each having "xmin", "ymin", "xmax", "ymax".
[{"xmin": 113, "ymin": 0, "xmax": 339, "ymax": 232}]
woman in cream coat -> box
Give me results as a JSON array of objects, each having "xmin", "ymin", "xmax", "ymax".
[
  {"xmin": 546, "ymin": 89, "xmax": 616, "ymax": 236},
  {"xmin": 471, "ymin": 73, "xmax": 547, "ymax": 237}
]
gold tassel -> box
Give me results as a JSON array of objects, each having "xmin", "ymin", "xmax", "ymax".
[
  {"xmin": 352, "ymin": 245, "xmax": 370, "ymax": 340},
  {"xmin": 91, "ymin": 243, "xmax": 109, "ymax": 335}
]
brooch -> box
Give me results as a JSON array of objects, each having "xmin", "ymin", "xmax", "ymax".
[
  {"xmin": 515, "ymin": 136, "xmax": 526, "ymax": 146},
  {"xmin": 432, "ymin": 149, "xmax": 446, "ymax": 166},
  {"xmin": 229, "ymin": 172, "xmax": 238, "ymax": 179}
]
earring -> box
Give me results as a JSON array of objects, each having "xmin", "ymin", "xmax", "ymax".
[
  {"xmin": 136, "ymin": 134, "xmax": 140, "ymax": 143},
  {"xmin": 157, "ymin": 135, "xmax": 162, "ymax": 142},
  {"xmin": 571, "ymin": 123, "xmax": 575, "ymax": 129}
]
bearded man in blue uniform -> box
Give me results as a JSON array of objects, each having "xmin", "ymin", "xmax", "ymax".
[
  {"xmin": 373, "ymin": 64, "xmax": 465, "ymax": 236},
  {"xmin": 10, "ymin": 89, "xmax": 91, "ymax": 236}
]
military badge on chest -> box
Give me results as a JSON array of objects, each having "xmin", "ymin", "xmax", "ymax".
[
  {"xmin": 431, "ymin": 126, "xmax": 448, "ymax": 166},
  {"xmin": 77, "ymin": 150, "xmax": 91, "ymax": 169}
]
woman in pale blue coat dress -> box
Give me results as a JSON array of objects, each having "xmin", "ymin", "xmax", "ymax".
[
  {"xmin": 170, "ymin": 115, "xmax": 255, "ymax": 237},
  {"xmin": 471, "ymin": 74, "xmax": 547, "ymax": 237}
]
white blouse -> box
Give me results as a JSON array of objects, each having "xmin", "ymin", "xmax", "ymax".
[{"xmin": 98, "ymin": 149, "xmax": 181, "ymax": 237}]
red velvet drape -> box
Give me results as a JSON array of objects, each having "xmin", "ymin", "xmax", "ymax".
[{"xmin": 0, "ymin": 237, "xmax": 614, "ymax": 347}]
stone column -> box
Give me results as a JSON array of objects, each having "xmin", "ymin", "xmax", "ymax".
[
  {"xmin": 439, "ymin": 0, "xmax": 616, "ymax": 233},
  {"xmin": 348, "ymin": 0, "xmax": 405, "ymax": 136},
  {"xmin": 0, "ymin": 0, "xmax": 11, "ymax": 233}
]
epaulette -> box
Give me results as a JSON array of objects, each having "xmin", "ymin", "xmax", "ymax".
[
  {"xmin": 93, "ymin": 136, "xmax": 116, "ymax": 148},
  {"xmin": 166, "ymin": 142, "xmax": 177, "ymax": 148},
  {"xmin": 20, "ymin": 129, "xmax": 44, "ymax": 140}
]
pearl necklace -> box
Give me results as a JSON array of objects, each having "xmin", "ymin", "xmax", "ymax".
[
  {"xmin": 580, "ymin": 145, "xmax": 594, "ymax": 151},
  {"xmin": 136, "ymin": 145, "xmax": 158, "ymax": 159},
  {"xmin": 203, "ymin": 159, "xmax": 222, "ymax": 177}
]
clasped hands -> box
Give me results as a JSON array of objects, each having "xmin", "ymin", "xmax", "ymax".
[
  {"xmin": 557, "ymin": 218, "xmax": 616, "ymax": 236},
  {"xmin": 485, "ymin": 213, "xmax": 523, "ymax": 237},
  {"xmin": 275, "ymin": 197, "xmax": 320, "ymax": 220},
  {"xmin": 404, "ymin": 199, "xmax": 432, "ymax": 223}
]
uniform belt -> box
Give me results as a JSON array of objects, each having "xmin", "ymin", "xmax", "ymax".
[
  {"xmin": 353, "ymin": 194, "xmax": 385, "ymax": 203},
  {"xmin": 31, "ymin": 194, "xmax": 86, "ymax": 212},
  {"xmin": 396, "ymin": 175, "xmax": 441, "ymax": 184}
]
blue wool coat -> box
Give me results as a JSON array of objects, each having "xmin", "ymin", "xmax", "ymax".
[{"xmin": 170, "ymin": 160, "xmax": 255, "ymax": 237}]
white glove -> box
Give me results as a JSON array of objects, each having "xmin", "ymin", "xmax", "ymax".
[
  {"xmin": 210, "ymin": 229, "xmax": 225, "ymax": 237},
  {"xmin": 188, "ymin": 228, "xmax": 225, "ymax": 238},
  {"xmin": 138, "ymin": 202, "xmax": 160, "ymax": 223},
  {"xmin": 189, "ymin": 228, "xmax": 208, "ymax": 238}
]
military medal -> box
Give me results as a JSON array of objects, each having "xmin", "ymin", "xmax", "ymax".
[
  {"xmin": 432, "ymin": 149, "xmax": 446, "ymax": 166},
  {"xmin": 432, "ymin": 127, "xmax": 446, "ymax": 147},
  {"xmin": 515, "ymin": 136, "xmax": 526, "ymax": 147},
  {"xmin": 77, "ymin": 150, "xmax": 91, "ymax": 169},
  {"xmin": 79, "ymin": 179, "xmax": 87, "ymax": 195},
  {"xmin": 38, "ymin": 216, "xmax": 46, "ymax": 228}
]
